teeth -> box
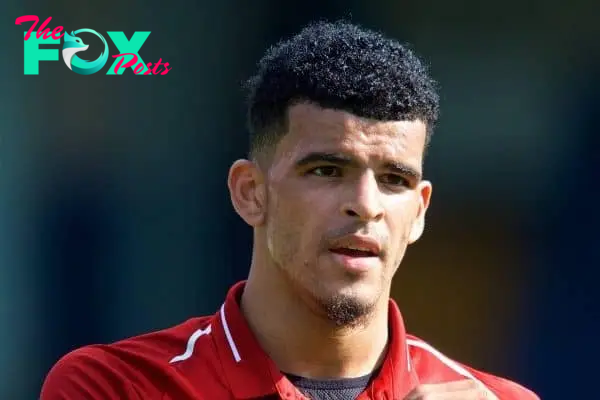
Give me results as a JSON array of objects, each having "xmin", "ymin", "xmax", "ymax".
[{"xmin": 346, "ymin": 246, "xmax": 372, "ymax": 252}]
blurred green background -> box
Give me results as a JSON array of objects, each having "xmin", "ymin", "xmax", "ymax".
[{"xmin": 1, "ymin": 1, "xmax": 598, "ymax": 398}]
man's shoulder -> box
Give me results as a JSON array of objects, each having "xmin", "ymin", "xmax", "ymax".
[
  {"xmin": 406, "ymin": 334, "xmax": 539, "ymax": 400},
  {"xmin": 40, "ymin": 315, "xmax": 223, "ymax": 399}
]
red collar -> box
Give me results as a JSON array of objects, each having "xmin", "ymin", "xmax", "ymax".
[{"xmin": 211, "ymin": 281, "xmax": 418, "ymax": 399}]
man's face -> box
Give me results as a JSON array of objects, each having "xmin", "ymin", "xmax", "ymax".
[{"xmin": 260, "ymin": 103, "xmax": 431, "ymax": 326}]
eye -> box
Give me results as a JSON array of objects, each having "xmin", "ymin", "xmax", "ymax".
[
  {"xmin": 380, "ymin": 174, "xmax": 409, "ymax": 187},
  {"xmin": 309, "ymin": 166, "xmax": 341, "ymax": 177}
]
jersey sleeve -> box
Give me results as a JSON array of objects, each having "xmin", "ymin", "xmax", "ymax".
[{"xmin": 40, "ymin": 346, "xmax": 144, "ymax": 400}]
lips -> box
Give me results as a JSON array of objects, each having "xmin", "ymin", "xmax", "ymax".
[
  {"xmin": 328, "ymin": 235, "xmax": 381, "ymax": 258},
  {"xmin": 330, "ymin": 247, "xmax": 376, "ymax": 257}
]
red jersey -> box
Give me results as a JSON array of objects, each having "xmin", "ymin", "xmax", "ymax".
[{"xmin": 40, "ymin": 281, "xmax": 539, "ymax": 399}]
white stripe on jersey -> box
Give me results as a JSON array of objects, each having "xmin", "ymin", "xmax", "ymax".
[
  {"xmin": 406, "ymin": 338, "xmax": 495, "ymax": 397},
  {"xmin": 169, "ymin": 325, "xmax": 212, "ymax": 364}
]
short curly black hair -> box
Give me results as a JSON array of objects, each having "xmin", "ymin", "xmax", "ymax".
[{"xmin": 244, "ymin": 20, "xmax": 440, "ymax": 160}]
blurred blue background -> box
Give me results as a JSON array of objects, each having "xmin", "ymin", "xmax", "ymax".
[{"xmin": 1, "ymin": 1, "xmax": 598, "ymax": 398}]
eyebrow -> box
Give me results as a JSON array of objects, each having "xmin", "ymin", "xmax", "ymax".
[{"xmin": 294, "ymin": 152, "xmax": 422, "ymax": 181}]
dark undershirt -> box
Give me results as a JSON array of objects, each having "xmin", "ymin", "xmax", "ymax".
[{"xmin": 284, "ymin": 370, "xmax": 377, "ymax": 400}]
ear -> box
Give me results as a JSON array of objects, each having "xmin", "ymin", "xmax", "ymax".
[
  {"xmin": 227, "ymin": 159, "xmax": 267, "ymax": 227},
  {"xmin": 408, "ymin": 181, "xmax": 432, "ymax": 244}
]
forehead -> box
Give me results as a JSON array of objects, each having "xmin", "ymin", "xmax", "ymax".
[{"xmin": 273, "ymin": 103, "xmax": 427, "ymax": 167}]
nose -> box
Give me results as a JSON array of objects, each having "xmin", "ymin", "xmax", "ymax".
[{"xmin": 340, "ymin": 172, "xmax": 384, "ymax": 222}]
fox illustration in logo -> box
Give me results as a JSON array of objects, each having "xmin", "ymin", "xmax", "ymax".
[{"xmin": 62, "ymin": 29, "xmax": 109, "ymax": 75}]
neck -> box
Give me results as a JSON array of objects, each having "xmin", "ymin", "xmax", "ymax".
[{"xmin": 240, "ymin": 248, "xmax": 390, "ymax": 379}]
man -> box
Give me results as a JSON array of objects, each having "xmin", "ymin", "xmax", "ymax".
[{"xmin": 40, "ymin": 21, "xmax": 539, "ymax": 399}]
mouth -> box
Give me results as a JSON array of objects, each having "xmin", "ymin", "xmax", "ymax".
[
  {"xmin": 328, "ymin": 235, "xmax": 381, "ymax": 257},
  {"xmin": 327, "ymin": 235, "xmax": 382, "ymax": 273},
  {"xmin": 329, "ymin": 247, "xmax": 378, "ymax": 258}
]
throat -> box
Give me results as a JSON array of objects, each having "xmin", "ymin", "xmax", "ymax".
[
  {"xmin": 269, "ymin": 326, "xmax": 389, "ymax": 379},
  {"xmin": 240, "ymin": 269, "xmax": 389, "ymax": 380}
]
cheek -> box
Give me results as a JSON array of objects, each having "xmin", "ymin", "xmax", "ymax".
[
  {"xmin": 271, "ymin": 181, "xmax": 332, "ymax": 225},
  {"xmin": 266, "ymin": 184, "xmax": 317, "ymax": 262},
  {"xmin": 384, "ymin": 205, "xmax": 414, "ymax": 269},
  {"xmin": 386, "ymin": 198, "xmax": 418, "ymax": 240},
  {"xmin": 268, "ymin": 183, "xmax": 307, "ymax": 226}
]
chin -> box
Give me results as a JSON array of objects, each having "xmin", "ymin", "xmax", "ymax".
[{"xmin": 314, "ymin": 285, "xmax": 379, "ymax": 328}]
